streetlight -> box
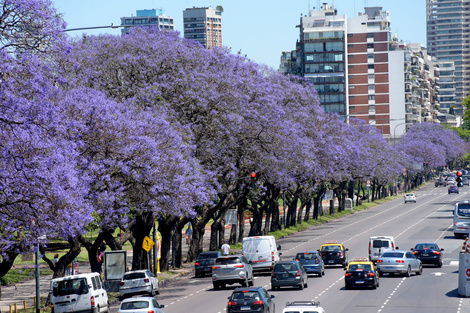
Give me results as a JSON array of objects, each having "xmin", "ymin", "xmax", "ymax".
[{"xmin": 393, "ymin": 122, "xmax": 409, "ymax": 147}]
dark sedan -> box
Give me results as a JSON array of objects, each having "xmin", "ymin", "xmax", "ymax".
[
  {"xmin": 344, "ymin": 258, "xmax": 379, "ymax": 289},
  {"xmin": 227, "ymin": 287, "xmax": 275, "ymax": 313},
  {"xmin": 195, "ymin": 251, "xmax": 221, "ymax": 277},
  {"xmin": 294, "ymin": 251, "xmax": 325, "ymax": 277},
  {"xmin": 449, "ymin": 185, "xmax": 459, "ymax": 194},
  {"xmin": 271, "ymin": 261, "xmax": 308, "ymax": 290},
  {"xmin": 411, "ymin": 243, "xmax": 444, "ymax": 267}
]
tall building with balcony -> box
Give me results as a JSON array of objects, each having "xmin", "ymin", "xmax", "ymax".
[
  {"xmin": 298, "ymin": 4, "xmax": 347, "ymax": 114},
  {"xmin": 426, "ymin": 0, "xmax": 470, "ymax": 115},
  {"xmin": 120, "ymin": 9, "xmax": 174, "ymax": 35},
  {"xmin": 183, "ymin": 7, "xmax": 222, "ymax": 49}
]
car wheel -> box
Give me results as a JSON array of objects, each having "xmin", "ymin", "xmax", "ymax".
[
  {"xmin": 242, "ymin": 276, "xmax": 249, "ymax": 287},
  {"xmin": 271, "ymin": 285, "xmax": 276, "ymax": 291},
  {"xmin": 377, "ymin": 279, "xmax": 379, "ymax": 288},
  {"xmin": 416, "ymin": 264, "xmax": 422, "ymax": 275},
  {"xmin": 213, "ymin": 283, "xmax": 219, "ymax": 290},
  {"xmin": 372, "ymin": 283, "xmax": 377, "ymax": 290},
  {"xmin": 318, "ymin": 271, "xmax": 323, "ymax": 277},
  {"xmin": 149, "ymin": 286, "xmax": 154, "ymax": 297},
  {"xmin": 249, "ymin": 274, "xmax": 254, "ymax": 286},
  {"xmin": 195, "ymin": 272, "xmax": 200, "ymax": 278},
  {"xmin": 378, "ymin": 271, "xmax": 383, "ymax": 277},
  {"xmin": 405, "ymin": 266, "xmax": 411, "ymax": 277},
  {"xmin": 220, "ymin": 283, "xmax": 226, "ymax": 289},
  {"xmin": 304, "ymin": 279, "xmax": 308, "ymax": 288},
  {"xmin": 298, "ymin": 283, "xmax": 304, "ymax": 290},
  {"xmin": 345, "ymin": 284, "xmax": 350, "ymax": 290},
  {"xmin": 438, "ymin": 261, "xmax": 443, "ymax": 268}
]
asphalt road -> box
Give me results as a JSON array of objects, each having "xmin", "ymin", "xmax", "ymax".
[{"xmin": 111, "ymin": 183, "xmax": 470, "ymax": 313}]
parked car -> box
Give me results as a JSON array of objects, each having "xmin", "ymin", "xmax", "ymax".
[
  {"xmin": 411, "ymin": 243, "xmax": 444, "ymax": 267},
  {"xmin": 318, "ymin": 241, "xmax": 348, "ymax": 268},
  {"xmin": 294, "ymin": 251, "xmax": 325, "ymax": 277},
  {"xmin": 119, "ymin": 270, "xmax": 159, "ymax": 300},
  {"xmin": 344, "ymin": 257, "xmax": 379, "ymax": 289},
  {"xmin": 227, "ymin": 287, "xmax": 275, "ymax": 313},
  {"xmin": 376, "ymin": 250, "xmax": 422, "ymax": 277},
  {"xmin": 404, "ymin": 193, "xmax": 416, "ymax": 203},
  {"xmin": 448, "ymin": 185, "xmax": 459, "ymax": 194},
  {"xmin": 271, "ymin": 261, "xmax": 308, "ymax": 291},
  {"xmin": 369, "ymin": 236, "xmax": 397, "ymax": 263},
  {"xmin": 282, "ymin": 301, "xmax": 325, "ymax": 313},
  {"xmin": 462, "ymin": 176, "xmax": 469, "ymax": 186},
  {"xmin": 50, "ymin": 272, "xmax": 109, "ymax": 313},
  {"xmin": 242, "ymin": 235, "xmax": 281, "ymax": 272},
  {"xmin": 195, "ymin": 251, "xmax": 221, "ymax": 277},
  {"xmin": 117, "ymin": 297, "xmax": 165, "ymax": 313},
  {"xmin": 212, "ymin": 255, "xmax": 254, "ymax": 290}
]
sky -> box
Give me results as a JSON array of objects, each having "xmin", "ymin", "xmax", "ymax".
[{"xmin": 52, "ymin": 0, "xmax": 426, "ymax": 70}]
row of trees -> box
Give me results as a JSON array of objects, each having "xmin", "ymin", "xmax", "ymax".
[{"xmin": 0, "ymin": 0, "xmax": 468, "ymax": 279}]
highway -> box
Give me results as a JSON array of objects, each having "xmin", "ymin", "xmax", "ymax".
[{"xmin": 119, "ymin": 183, "xmax": 470, "ymax": 312}]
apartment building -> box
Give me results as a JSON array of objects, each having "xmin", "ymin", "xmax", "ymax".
[
  {"xmin": 120, "ymin": 9, "xmax": 174, "ymax": 35},
  {"xmin": 426, "ymin": 0, "xmax": 470, "ymax": 115},
  {"xmin": 183, "ymin": 7, "xmax": 222, "ymax": 49}
]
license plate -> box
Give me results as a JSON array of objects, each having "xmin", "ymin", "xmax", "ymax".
[
  {"xmin": 241, "ymin": 306, "xmax": 251, "ymax": 310},
  {"xmin": 328, "ymin": 260, "xmax": 335, "ymax": 263},
  {"xmin": 355, "ymin": 281, "xmax": 364, "ymax": 284},
  {"xmin": 422, "ymin": 254, "xmax": 429, "ymax": 257}
]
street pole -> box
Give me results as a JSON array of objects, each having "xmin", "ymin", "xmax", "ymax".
[
  {"xmin": 152, "ymin": 222, "xmax": 157, "ymax": 276},
  {"xmin": 283, "ymin": 190, "xmax": 286, "ymax": 229},
  {"xmin": 393, "ymin": 122, "xmax": 408, "ymax": 147},
  {"xmin": 35, "ymin": 242, "xmax": 40, "ymax": 313}
]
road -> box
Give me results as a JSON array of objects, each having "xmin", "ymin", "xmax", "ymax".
[{"xmin": 111, "ymin": 183, "xmax": 470, "ymax": 312}]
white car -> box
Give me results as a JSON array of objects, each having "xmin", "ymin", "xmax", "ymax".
[
  {"xmin": 119, "ymin": 270, "xmax": 159, "ymax": 300},
  {"xmin": 404, "ymin": 193, "xmax": 416, "ymax": 203},
  {"xmin": 282, "ymin": 300, "xmax": 325, "ymax": 313},
  {"xmin": 118, "ymin": 297, "xmax": 165, "ymax": 313}
]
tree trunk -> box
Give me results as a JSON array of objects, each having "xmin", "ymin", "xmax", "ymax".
[{"xmin": 158, "ymin": 215, "xmax": 178, "ymax": 271}]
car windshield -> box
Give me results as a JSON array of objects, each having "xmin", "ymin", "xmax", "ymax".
[
  {"xmin": 123, "ymin": 272, "xmax": 146, "ymax": 280},
  {"xmin": 296, "ymin": 253, "xmax": 316, "ymax": 260},
  {"xmin": 405, "ymin": 194, "xmax": 414, "ymax": 197},
  {"xmin": 372, "ymin": 240, "xmax": 390, "ymax": 248},
  {"xmin": 457, "ymin": 203, "xmax": 470, "ymax": 217},
  {"xmin": 215, "ymin": 257, "xmax": 240, "ymax": 265},
  {"xmin": 198, "ymin": 253, "xmax": 219, "ymax": 259},
  {"xmin": 52, "ymin": 278, "xmax": 89, "ymax": 296},
  {"xmin": 321, "ymin": 245, "xmax": 341, "ymax": 251},
  {"xmin": 415, "ymin": 244, "xmax": 438, "ymax": 250},
  {"xmin": 348, "ymin": 264, "xmax": 371, "ymax": 271},
  {"xmin": 120, "ymin": 301, "xmax": 150, "ymax": 310},
  {"xmin": 382, "ymin": 252, "xmax": 404, "ymax": 258},
  {"xmin": 231, "ymin": 291, "xmax": 261, "ymax": 301},
  {"xmin": 274, "ymin": 263, "xmax": 298, "ymax": 272}
]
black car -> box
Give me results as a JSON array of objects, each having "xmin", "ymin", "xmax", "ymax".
[
  {"xmin": 411, "ymin": 243, "xmax": 444, "ymax": 267},
  {"xmin": 227, "ymin": 287, "xmax": 275, "ymax": 313},
  {"xmin": 271, "ymin": 261, "xmax": 308, "ymax": 290},
  {"xmin": 195, "ymin": 251, "xmax": 221, "ymax": 277},
  {"xmin": 318, "ymin": 241, "xmax": 349, "ymax": 268},
  {"xmin": 449, "ymin": 185, "xmax": 459, "ymax": 194},
  {"xmin": 344, "ymin": 258, "xmax": 379, "ymax": 289},
  {"xmin": 294, "ymin": 251, "xmax": 325, "ymax": 277}
]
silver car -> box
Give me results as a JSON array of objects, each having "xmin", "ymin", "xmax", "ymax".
[
  {"xmin": 376, "ymin": 250, "xmax": 422, "ymax": 277},
  {"xmin": 119, "ymin": 270, "xmax": 159, "ymax": 300},
  {"xmin": 212, "ymin": 255, "xmax": 254, "ymax": 290},
  {"xmin": 118, "ymin": 297, "xmax": 164, "ymax": 313}
]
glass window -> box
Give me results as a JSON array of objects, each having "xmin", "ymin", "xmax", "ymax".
[
  {"xmin": 368, "ymin": 95, "xmax": 375, "ymax": 100},
  {"xmin": 368, "ymin": 64, "xmax": 375, "ymax": 69}
]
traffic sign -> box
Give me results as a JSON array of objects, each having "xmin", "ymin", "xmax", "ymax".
[
  {"xmin": 142, "ymin": 236, "xmax": 155, "ymax": 252},
  {"xmin": 366, "ymin": 180, "xmax": 371, "ymax": 187},
  {"xmin": 466, "ymin": 268, "xmax": 470, "ymax": 277}
]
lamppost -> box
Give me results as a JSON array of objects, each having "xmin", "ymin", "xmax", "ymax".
[{"xmin": 393, "ymin": 122, "xmax": 408, "ymax": 147}]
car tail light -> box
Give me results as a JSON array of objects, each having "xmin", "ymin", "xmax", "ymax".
[
  {"xmin": 392, "ymin": 242, "xmax": 395, "ymax": 249},
  {"xmin": 228, "ymin": 301, "xmax": 237, "ymax": 306},
  {"xmin": 339, "ymin": 251, "xmax": 344, "ymax": 258},
  {"xmin": 120, "ymin": 281, "xmax": 125, "ymax": 286},
  {"xmin": 144, "ymin": 278, "xmax": 150, "ymax": 283},
  {"xmin": 412, "ymin": 251, "xmax": 418, "ymax": 254},
  {"xmin": 213, "ymin": 266, "xmax": 220, "ymax": 270},
  {"xmin": 345, "ymin": 273, "xmax": 352, "ymax": 277},
  {"xmin": 234, "ymin": 264, "xmax": 244, "ymax": 268},
  {"xmin": 253, "ymin": 300, "xmax": 263, "ymax": 305},
  {"xmin": 147, "ymin": 310, "xmax": 154, "ymax": 313},
  {"xmin": 376, "ymin": 260, "xmax": 383, "ymax": 263},
  {"xmin": 51, "ymin": 304, "xmax": 54, "ymax": 313},
  {"xmin": 272, "ymin": 251, "xmax": 275, "ymax": 262},
  {"xmin": 433, "ymin": 250, "xmax": 441, "ymax": 255},
  {"xmin": 90, "ymin": 296, "xmax": 95, "ymax": 306},
  {"xmin": 296, "ymin": 270, "xmax": 301, "ymax": 277},
  {"xmin": 315, "ymin": 258, "xmax": 318, "ymax": 264},
  {"xmin": 367, "ymin": 272, "xmax": 375, "ymax": 277},
  {"xmin": 369, "ymin": 243, "xmax": 371, "ymax": 255},
  {"xmin": 271, "ymin": 271, "xmax": 275, "ymax": 278},
  {"xmin": 195, "ymin": 262, "xmax": 201, "ymax": 266},
  {"xmin": 395, "ymin": 260, "xmax": 404, "ymax": 263}
]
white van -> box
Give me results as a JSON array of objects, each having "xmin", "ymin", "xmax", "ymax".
[
  {"xmin": 50, "ymin": 272, "xmax": 109, "ymax": 313},
  {"xmin": 453, "ymin": 200, "xmax": 470, "ymax": 238},
  {"xmin": 242, "ymin": 235, "xmax": 281, "ymax": 272},
  {"xmin": 369, "ymin": 236, "xmax": 397, "ymax": 262}
]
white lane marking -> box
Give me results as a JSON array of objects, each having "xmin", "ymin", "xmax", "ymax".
[
  {"xmin": 450, "ymin": 261, "xmax": 459, "ymax": 266},
  {"xmin": 164, "ymin": 284, "xmax": 212, "ymax": 307},
  {"xmin": 310, "ymin": 276, "xmax": 344, "ymax": 302},
  {"xmin": 376, "ymin": 277, "xmax": 406, "ymax": 313},
  {"xmin": 457, "ymin": 298, "xmax": 462, "ymax": 313}
]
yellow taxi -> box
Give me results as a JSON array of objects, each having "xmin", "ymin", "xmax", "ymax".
[
  {"xmin": 318, "ymin": 240, "xmax": 348, "ymax": 268},
  {"xmin": 344, "ymin": 257, "xmax": 379, "ymax": 289}
]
